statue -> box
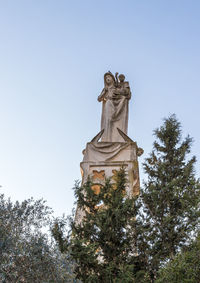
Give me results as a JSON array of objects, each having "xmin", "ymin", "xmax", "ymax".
[
  {"xmin": 76, "ymin": 72, "xmax": 142, "ymax": 225},
  {"xmin": 98, "ymin": 71, "xmax": 131, "ymax": 142}
]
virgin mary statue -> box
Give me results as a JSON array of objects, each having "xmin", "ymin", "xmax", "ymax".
[{"xmin": 98, "ymin": 71, "xmax": 131, "ymax": 142}]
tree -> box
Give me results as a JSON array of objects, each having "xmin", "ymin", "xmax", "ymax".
[
  {"xmin": 53, "ymin": 114, "xmax": 200, "ymax": 282},
  {"xmin": 0, "ymin": 193, "xmax": 74, "ymax": 282},
  {"xmin": 156, "ymin": 234, "xmax": 200, "ymax": 283},
  {"xmin": 53, "ymin": 169, "xmax": 139, "ymax": 282},
  {"xmin": 134, "ymin": 114, "xmax": 200, "ymax": 282}
]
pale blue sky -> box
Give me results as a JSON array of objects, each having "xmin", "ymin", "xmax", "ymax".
[{"xmin": 0, "ymin": 0, "xmax": 200, "ymax": 216}]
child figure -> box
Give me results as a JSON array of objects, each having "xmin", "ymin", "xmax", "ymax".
[{"xmin": 114, "ymin": 73, "xmax": 131, "ymax": 99}]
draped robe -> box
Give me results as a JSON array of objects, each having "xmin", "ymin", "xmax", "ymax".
[{"xmin": 100, "ymin": 84, "xmax": 130, "ymax": 142}]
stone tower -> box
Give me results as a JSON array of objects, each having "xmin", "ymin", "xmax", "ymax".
[{"xmin": 75, "ymin": 72, "xmax": 143, "ymax": 223}]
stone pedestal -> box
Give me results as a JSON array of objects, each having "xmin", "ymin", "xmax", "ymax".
[{"xmin": 75, "ymin": 129, "xmax": 143, "ymax": 223}]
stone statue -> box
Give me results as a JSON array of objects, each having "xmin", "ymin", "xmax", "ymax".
[
  {"xmin": 75, "ymin": 72, "xmax": 142, "ymax": 224},
  {"xmin": 98, "ymin": 71, "xmax": 131, "ymax": 142}
]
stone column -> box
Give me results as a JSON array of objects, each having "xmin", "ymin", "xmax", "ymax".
[{"xmin": 75, "ymin": 129, "xmax": 143, "ymax": 223}]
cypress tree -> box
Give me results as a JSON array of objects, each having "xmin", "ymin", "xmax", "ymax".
[
  {"xmin": 53, "ymin": 114, "xmax": 200, "ymax": 282},
  {"xmin": 135, "ymin": 114, "xmax": 200, "ymax": 281},
  {"xmin": 68, "ymin": 169, "xmax": 138, "ymax": 282}
]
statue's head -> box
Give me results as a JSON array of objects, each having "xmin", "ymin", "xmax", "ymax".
[
  {"xmin": 119, "ymin": 74, "xmax": 125, "ymax": 82},
  {"xmin": 104, "ymin": 72, "xmax": 115, "ymax": 86}
]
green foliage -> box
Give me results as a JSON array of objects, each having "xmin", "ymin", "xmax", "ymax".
[
  {"xmin": 0, "ymin": 194, "xmax": 74, "ymax": 282},
  {"xmin": 53, "ymin": 114, "xmax": 200, "ymax": 282},
  {"xmin": 134, "ymin": 114, "xmax": 200, "ymax": 281},
  {"xmin": 55, "ymin": 169, "xmax": 139, "ymax": 282},
  {"xmin": 156, "ymin": 234, "xmax": 200, "ymax": 283}
]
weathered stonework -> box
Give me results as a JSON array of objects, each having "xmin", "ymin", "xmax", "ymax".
[
  {"xmin": 75, "ymin": 72, "xmax": 143, "ymax": 224},
  {"xmin": 80, "ymin": 129, "xmax": 142, "ymax": 197},
  {"xmin": 75, "ymin": 129, "xmax": 143, "ymax": 223}
]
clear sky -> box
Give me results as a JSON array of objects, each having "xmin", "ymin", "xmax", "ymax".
[{"xmin": 0, "ymin": 0, "xmax": 200, "ymax": 216}]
